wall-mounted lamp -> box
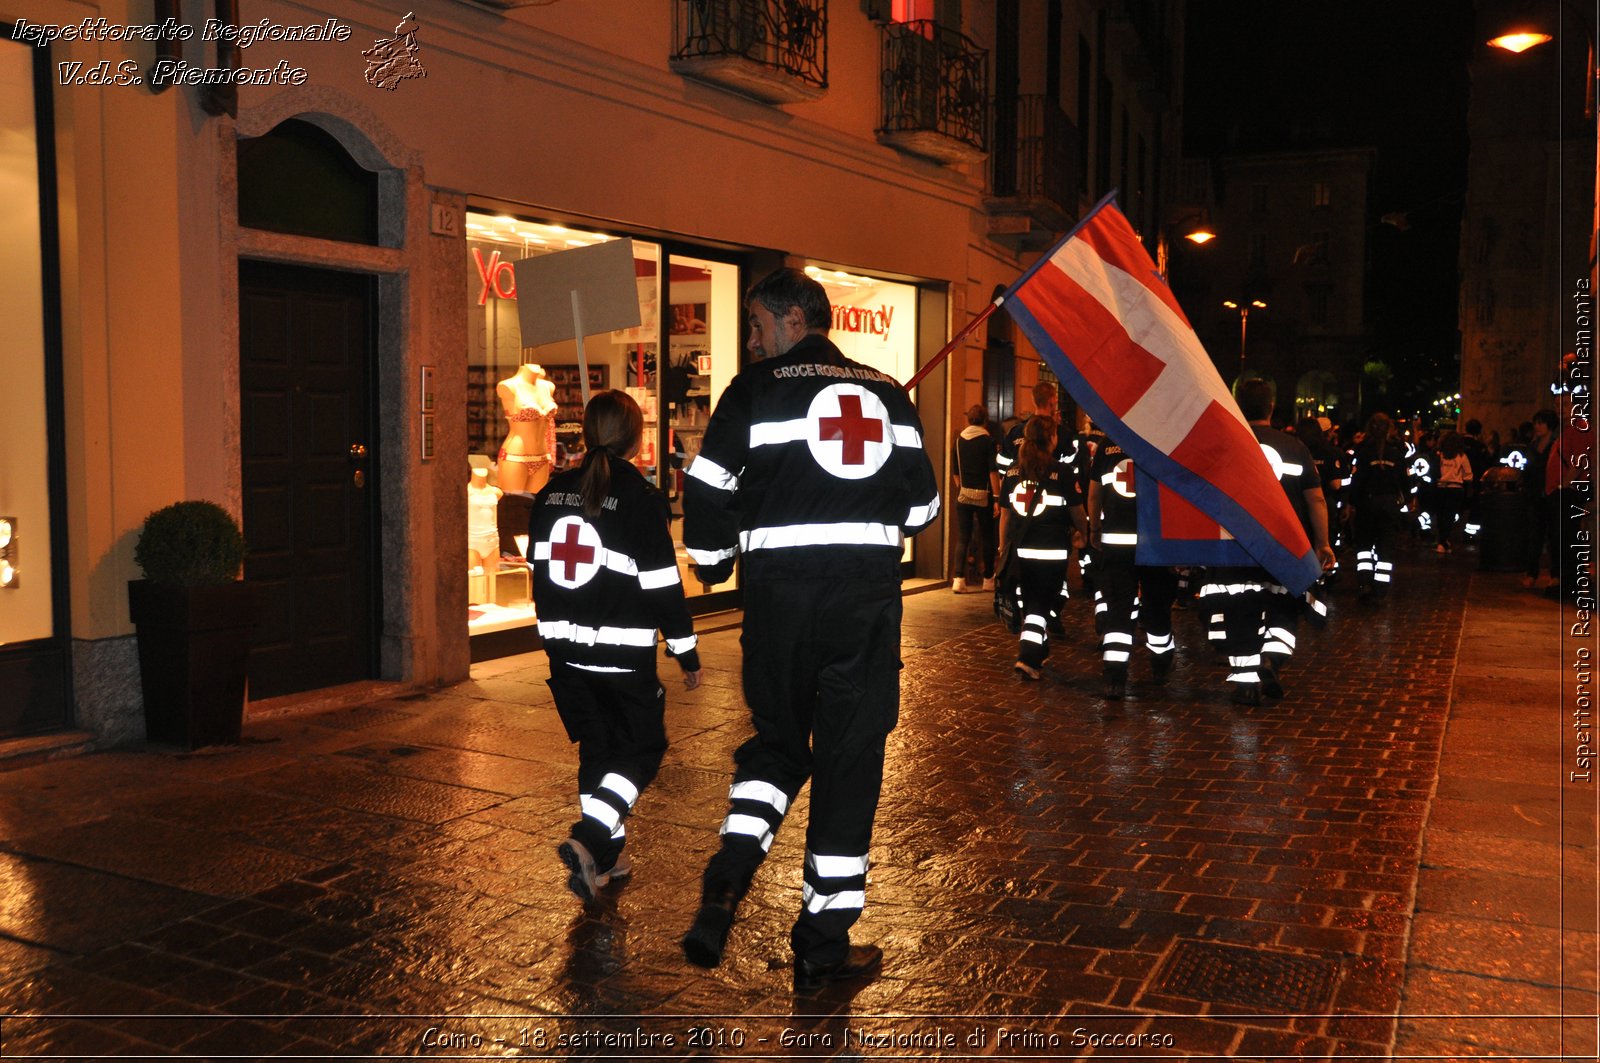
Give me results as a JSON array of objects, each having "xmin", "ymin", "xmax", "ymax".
[{"xmin": 0, "ymin": 517, "xmax": 16, "ymax": 589}]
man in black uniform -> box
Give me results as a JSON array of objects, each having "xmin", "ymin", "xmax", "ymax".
[
  {"xmin": 679, "ymin": 269, "xmax": 940, "ymax": 992},
  {"xmin": 1219, "ymin": 380, "xmax": 1336, "ymax": 704},
  {"xmin": 1085, "ymin": 439, "xmax": 1178, "ymax": 699}
]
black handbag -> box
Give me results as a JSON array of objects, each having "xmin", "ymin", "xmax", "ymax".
[{"xmin": 993, "ymin": 541, "xmax": 1020, "ymax": 632}]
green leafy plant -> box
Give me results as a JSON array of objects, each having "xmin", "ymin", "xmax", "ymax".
[{"xmin": 133, "ymin": 501, "xmax": 246, "ymax": 587}]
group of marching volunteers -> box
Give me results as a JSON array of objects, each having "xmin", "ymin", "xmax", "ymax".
[
  {"xmin": 513, "ymin": 265, "xmax": 1507, "ymax": 994},
  {"xmin": 951, "ymin": 379, "xmax": 1452, "ymax": 705}
]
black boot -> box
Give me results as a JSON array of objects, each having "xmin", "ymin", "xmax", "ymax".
[
  {"xmin": 1151, "ymin": 652, "xmax": 1174, "ymax": 685},
  {"xmin": 793, "ymin": 944, "xmax": 883, "ymax": 992},
  {"xmin": 1101, "ymin": 665, "xmax": 1127, "ymax": 700},
  {"xmin": 1260, "ymin": 656, "xmax": 1285, "ymax": 699},
  {"xmin": 682, "ymin": 886, "xmax": 740, "ymax": 968}
]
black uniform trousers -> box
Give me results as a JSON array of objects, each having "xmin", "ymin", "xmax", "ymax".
[
  {"xmin": 1430, "ymin": 484, "xmax": 1467, "ymax": 546},
  {"xmin": 1096, "ymin": 548, "xmax": 1178, "ymax": 674},
  {"xmin": 701, "ymin": 578, "xmax": 901, "ymax": 965},
  {"xmin": 1218, "ymin": 573, "xmax": 1300, "ymax": 685},
  {"xmin": 1352, "ymin": 499, "xmax": 1400, "ymax": 595},
  {"xmin": 546, "ymin": 661, "xmax": 667, "ymax": 873},
  {"xmin": 1015, "ymin": 557, "xmax": 1069, "ymax": 669}
]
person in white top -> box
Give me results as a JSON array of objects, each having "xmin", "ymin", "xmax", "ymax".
[
  {"xmin": 496, "ymin": 363, "xmax": 559, "ymax": 493},
  {"xmin": 1431, "ymin": 431, "xmax": 1473, "ymax": 554}
]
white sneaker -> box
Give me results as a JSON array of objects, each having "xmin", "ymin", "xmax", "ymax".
[
  {"xmin": 952, "ymin": 578, "xmax": 967, "ymax": 593},
  {"xmin": 982, "ymin": 577, "xmax": 995, "ymax": 592}
]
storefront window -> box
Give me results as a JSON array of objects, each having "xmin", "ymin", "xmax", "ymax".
[
  {"xmin": 464, "ymin": 212, "xmax": 740, "ymax": 642},
  {"xmin": 660, "ymin": 254, "xmax": 741, "ymax": 598},
  {"xmin": 805, "ymin": 266, "xmax": 919, "ymax": 384},
  {"xmin": 0, "ymin": 37, "xmax": 53, "ymax": 648}
]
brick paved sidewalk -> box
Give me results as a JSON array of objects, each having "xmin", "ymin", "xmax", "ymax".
[{"xmin": 0, "ymin": 541, "xmax": 1592, "ymax": 1059}]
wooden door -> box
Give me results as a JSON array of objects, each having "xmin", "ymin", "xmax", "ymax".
[{"xmin": 239, "ymin": 260, "xmax": 378, "ymax": 698}]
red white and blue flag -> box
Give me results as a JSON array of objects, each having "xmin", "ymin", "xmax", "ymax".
[{"xmin": 1002, "ymin": 194, "xmax": 1321, "ymax": 595}]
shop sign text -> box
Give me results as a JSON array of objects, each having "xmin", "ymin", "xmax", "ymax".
[
  {"xmin": 832, "ymin": 304, "xmax": 895, "ymax": 339},
  {"xmin": 474, "ymin": 248, "xmax": 517, "ymax": 305}
]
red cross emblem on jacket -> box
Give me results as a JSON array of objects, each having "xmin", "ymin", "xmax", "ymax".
[
  {"xmin": 543, "ymin": 516, "xmax": 603, "ymax": 589},
  {"xmin": 806, "ymin": 384, "xmax": 893, "ymax": 480}
]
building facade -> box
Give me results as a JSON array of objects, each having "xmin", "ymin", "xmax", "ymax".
[
  {"xmin": 1171, "ymin": 148, "xmax": 1373, "ymax": 425},
  {"xmin": 0, "ymin": 0, "xmax": 1183, "ymax": 747},
  {"xmin": 1457, "ymin": 0, "xmax": 1597, "ymax": 436}
]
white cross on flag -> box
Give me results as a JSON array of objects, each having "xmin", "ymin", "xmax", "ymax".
[{"xmin": 1002, "ymin": 194, "xmax": 1320, "ymax": 594}]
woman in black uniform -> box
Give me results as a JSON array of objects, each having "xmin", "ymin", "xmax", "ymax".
[{"xmin": 997, "ymin": 416, "xmax": 1085, "ymax": 680}]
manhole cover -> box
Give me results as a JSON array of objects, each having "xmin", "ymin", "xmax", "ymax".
[{"xmin": 1153, "ymin": 939, "xmax": 1341, "ymax": 1011}]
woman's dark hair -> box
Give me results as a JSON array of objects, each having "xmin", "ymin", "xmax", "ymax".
[
  {"xmin": 746, "ymin": 268, "xmax": 832, "ymax": 330},
  {"xmin": 578, "ymin": 389, "xmax": 643, "ymax": 518},
  {"xmin": 1016, "ymin": 416, "xmax": 1056, "ymax": 483},
  {"xmin": 1439, "ymin": 431, "xmax": 1465, "ymax": 459},
  {"xmin": 1364, "ymin": 412, "xmax": 1394, "ymax": 457},
  {"xmin": 966, "ymin": 403, "xmax": 987, "ymax": 426}
]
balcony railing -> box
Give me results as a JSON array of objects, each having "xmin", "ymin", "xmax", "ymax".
[
  {"xmin": 670, "ymin": 0, "xmax": 828, "ymax": 104},
  {"xmin": 876, "ymin": 20, "xmax": 988, "ymax": 164},
  {"xmin": 991, "ymin": 96, "xmax": 1077, "ymax": 202},
  {"xmin": 985, "ymin": 96, "xmax": 1078, "ymax": 248}
]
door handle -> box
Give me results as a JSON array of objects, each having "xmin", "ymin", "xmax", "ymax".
[{"xmin": 350, "ymin": 444, "xmax": 368, "ymax": 487}]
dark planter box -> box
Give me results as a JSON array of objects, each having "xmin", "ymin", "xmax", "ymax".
[
  {"xmin": 128, "ymin": 579, "xmax": 261, "ymax": 749},
  {"xmin": 1477, "ymin": 488, "xmax": 1532, "ymax": 572}
]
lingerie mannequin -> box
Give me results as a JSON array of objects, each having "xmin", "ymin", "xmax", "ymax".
[
  {"xmin": 467, "ymin": 467, "xmax": 503, "ymax": 570},
  {"xmin": 496, "ymin": 363, "xmax": 559, "ymax": 494},
  {"xmin": 467, "ymin": 466, "xmax": 504, "ymax": 606}
]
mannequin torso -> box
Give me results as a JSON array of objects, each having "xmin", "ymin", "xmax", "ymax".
[
  {"xmin": 467, "ymin": 468, "xmax": 504, "ymax": 569},
  {"xmin": 497, "ymin": 363, "xmax": 559, "ymax": 493}
]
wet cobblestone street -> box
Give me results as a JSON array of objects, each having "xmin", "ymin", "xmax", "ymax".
[{"xmin": 0, "ymin": 542, "xmax": 1593, "ymax": 1060}]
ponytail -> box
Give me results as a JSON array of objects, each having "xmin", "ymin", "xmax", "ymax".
[
  {"xmin": 578, "ymin": 390, "xmax": 644, "ymax": 518},
  {"xmin": 1017, "ymin": 415, "xmax": 1056, "ymax": 483},
  {"xmin": 578, "ymin": 445, "xmax": 613, "ymax": 519}
]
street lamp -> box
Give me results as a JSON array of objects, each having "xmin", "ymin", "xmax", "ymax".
[
  {"xmin": 1157, "ymin": 210, "xmax": 1218, "ymax": 280},
  {"xmin": 1487, "ymin": 30, "xmax": 1554, "ymax": 52},
  {"xmin": 1485, "ymin": 1, "xmax": 1598, "ymax": 380},
  {"xmin": 1222, "ymin": 298, "xmax": 1267, "ymax": 367}
]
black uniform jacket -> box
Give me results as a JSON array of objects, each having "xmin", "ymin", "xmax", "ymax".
[
  {"xmin": 682, "ymin": 334, "xmax": 940, "ymax": 585},
  {"xmin": 529, "ymin": 455, "xmax": 700, "ymax": 674},
  {"xmin": 999, "ymin": 461, "xmax": 1077, "ymax": 561}
]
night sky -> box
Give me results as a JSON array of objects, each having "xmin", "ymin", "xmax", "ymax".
[{"xmin": 1183, "ymin": 1, "xmax": 1476, "ymax": 411}]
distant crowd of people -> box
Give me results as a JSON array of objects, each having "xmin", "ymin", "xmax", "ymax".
[{"xmin": 948, "ymin": 380, "xmax": 1586, "ymax": 705}]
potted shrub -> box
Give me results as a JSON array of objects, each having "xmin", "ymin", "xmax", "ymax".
[{"xmin": 128, "ymin": 501, "xmax": 260, "ymax": 748}]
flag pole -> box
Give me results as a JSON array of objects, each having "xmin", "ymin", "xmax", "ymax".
[{"xmin": 902, "ymin": 295, "xmax": 1006, "ymax": 392}]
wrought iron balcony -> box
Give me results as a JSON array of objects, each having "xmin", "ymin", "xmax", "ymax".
[
  {"xmin": 876, "ymin": 20, "xmax": 988, "ymax": 164},
  {"xmin": 985, "ymin": 95, "xmax": 1079, "ymax": 248},
  {"xmin": 670, "ymin": 0, "xmax": 828, "ymax": 104}
]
